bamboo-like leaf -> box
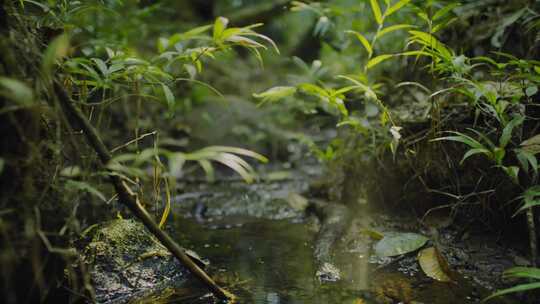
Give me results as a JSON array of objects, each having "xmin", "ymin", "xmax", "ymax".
[
  {"xmin": 385, "ymin": 0, "xmax": 411, "ymax": 17},
  {"xmin": 213, "ymin": 16, "xmax": 229, "ymax": 42},
  {"xmin": 369, "ymin": 0, "xmax": 383, "ymax": 24},
  {"xmin": 408, "ymin": 30, "xmax": 452, "ymax": 59},
  {"xmin": 253, "ymin": 86, "xmax": 297, "ymax": 104},
  {"xmin": 203, "ymin": 146, "xmax": 269, "ymax": 163},
  {"xmin": 92, "ymin": 58, "xmax": 109, "ymax": 76},
  {"xmin": 460, "ymin": 148, "xmax": 491, "ymax": 164},
  {"xmin": 346, "ymin": 30, "xmax": 372, "ymax": 56},
  {"xmin": 433, "ymin": 3, "xmax": 459, "ymax": 21},
  {"xmin": 503, "ymin": 267, "xmax": 540, "ymax": 280},
  {"xmin": 376, "ymin": 24, "xmax": 414, "ymax": 39},
  {"xmin": 161, "ymin": 83, "xmax": 175, "ymax": 108},
  {"xmin": 483, "ymin": 282, "xmax": 540, "ymax": 302},
  {"xmin": 197, "ymin": 159, "xmax": 215, "ymax": 182},
  {"xmin": 432, "ymin": 132, "xmax": 486, "ymax": 150},
  {"xmin": 367, "ymin": 54, "xmax": 394, "ymax": 69}
]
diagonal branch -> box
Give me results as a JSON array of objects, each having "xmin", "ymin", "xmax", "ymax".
[{"xmin": 53, "ymin": 81, "xmax": 233, "ymax": 302}]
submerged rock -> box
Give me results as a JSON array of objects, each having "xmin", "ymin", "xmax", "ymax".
[{"xmin": 80, "ymin": 219, "xmax": 193, "ymax": 304}]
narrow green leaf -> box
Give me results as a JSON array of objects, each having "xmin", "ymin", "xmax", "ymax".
[
  {"xmin": 461, "ymin": 148, "xmax": 491, "ymax": 164},
  {"xmin": 367, "ymin": 54, "xmax": 394, "ymax": 69},
  {"xmin": 483, "ymin": 282, "xmax": 540, "ymax": 302},
  {"xmin": 253, "ymin": 86, "xmax": 297, "ymax": 104},
  {"xmin": 91, "ymin": 58, "xmax": 108, "ymax": 76},
  {"xmin": 369, "ymin": 0, "xmax": 383, "ymax": 25},
  {"xmin": 161, "ymin": 83, "xmax": 175, "ymax": 108},
  {"xmin": 504, "ymin": 267, "xmax": 540, "ymax": 280},
  {"xmin": 376, "ymin": 24, "xmax": 414, "ymax": 39},
  {"xmin": 433, "ymin": 3, "xmax": 459, "ymax": 21},
  {"xmin": 0, "ymin": 158, "xmax": 4, "ymax": 175},
  {"xmin": 385, "ymin": 0, "xmax": 411, "ymax": 17},
  {"xmin": 346, "ymin": 30, "xmax": 372, "ymax": 56}
]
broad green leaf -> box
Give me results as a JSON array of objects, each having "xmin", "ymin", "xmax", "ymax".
[
  {"xmin": 346, "ymin": 31, "xmax": 372, "ymax": 56},
  {"xmin": 374, "ymin": 232, "xmax": 429, "ymax": 257},
  {"xmin": 418, "ymin": 247, "xmax": 452, "ymax": 282},
  {"xmin": 526, "ymin": 86, "xmax": 538, "ymax": 97},
  {"xmin": 367, "ymin": 54, "xmax": 394, "ymax": 69},
  {"xmin": 253, "ymin": 86, "xmax": 297, "ymax": 104},
  {"xmin": 0, "ymin": 77, "xmax": 33, "ymax": 105},
  {"xmin": 376, "ymin": 24, "xmax": 414, "ymax": 39},
  {"xmin": 483, "ymin": 282, "xmax": 540, "ymax": 302},
  {"xmin": 385, "ymin": 0, "xmax": 411, "ymax": 17},
  {"xmin": 42, "ymin": 34, "xmax": 69, "ymax": 75},
  {"xmin": 91, "ymin": 58, "xmax": 108, "ymax": 76},
  {"xmin": 369, "ymin": 0, "xmax": 383, "ymax": 25},
  {"xmin": 213, "ymin": 16, "xmax": 229, "ymax": 42},
  {"xmin": 161, "ymin": 84, "xmax": 175, "ymax": 108}
]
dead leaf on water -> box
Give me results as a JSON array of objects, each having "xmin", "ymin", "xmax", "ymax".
[
  {"xmin": 374, "ymin": 232, "xmax": 428, "ymax": 257},
  {"xmin": 418, "ymin": 246, "xmax": 452, "ymax": 282}
]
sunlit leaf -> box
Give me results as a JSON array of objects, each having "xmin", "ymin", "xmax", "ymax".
[
  {"xmin": 369, "ymin": 0, "xmax": 383, "ymax": 25},
  {"xmin": 385, "ymin": 0, "xmax": 411, "ymax": 17},
  {"xmin": 367, "ymin": 54, "xmax": 394, "ymax": 69},
  {"xmin": 418, "ymin": 247, "xmax": 453, "ymax": 282},
  {"xmin": 376, "ymin": 24, "xmax": 414, "ymax": 39},
  {"xmin": 213, "ymin": 16, "xmax": 229, "ymax": 42},
  {"xmin": 346, "ymin": 31, "xmax": 372, "ymax": 56},
  {"xmin": 253, "ymin": 86, "xmax": 297, "ymax": 104},
  {"xmin": 374, "ymin": 232, "xmax": 429, "ymax": 257}
]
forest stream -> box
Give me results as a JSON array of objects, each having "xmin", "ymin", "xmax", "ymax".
[{"xmin": 86, "ymin": 168, "xmax": 519, "ymax": 304}]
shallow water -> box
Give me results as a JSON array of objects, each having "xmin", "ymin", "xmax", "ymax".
[{"xmin": 166, "ymin": 217, "xmax": 373, "ymax": 304}]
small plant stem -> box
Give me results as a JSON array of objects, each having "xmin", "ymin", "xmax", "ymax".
[
  {"xmin": 527, "ymin": 208, "xmax": 538, "ymax": 266},
  {"xmin": 53, "ymin": 81, "xmax": 234, "ymax": 302}
]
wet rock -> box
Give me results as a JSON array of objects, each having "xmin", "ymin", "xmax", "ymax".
[{"xmin": 80, "ymin": 219, "xmax": 193, "ymax": 304}]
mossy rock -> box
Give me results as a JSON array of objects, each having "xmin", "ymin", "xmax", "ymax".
[{"xmin": 81, "ymin": 219, "xmax": 191, "ymax": 304}]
